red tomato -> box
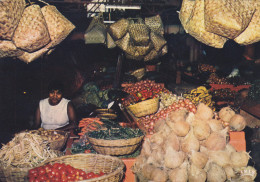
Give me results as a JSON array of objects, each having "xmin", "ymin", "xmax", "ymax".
[
  {"xmin": 59, "ymin": 169, "xmax": 67, "ymax": 176},
  {"xmin": 38, "ymin": 167, "xmax": 46, "ymax": 175},
  {"xmin": 78, "ymin": 169, "xmax": 86, "ymax": 176},
  {"xmin": 47, "ymin": 172, "xmax": 55, "ymax": 179},
  {"xmin": 43, "ymin": 164, "xmax": 52, "ymax": 173},
  {"xmin": 87, "ymin": 172, "xmax": 95, "ymax": 179},
  {"xmin": 38, "ymin": 174, "xmax": 47, "ymax": 181},
  {"xmin": 99, "ymin": 171, "xmax": 105, "ymax": 176},
  {"xmin": 29, "ymin": 177, "xmax": 36, "ymax": 182},
  {"xmin": 67, "ymin": 174, "xmax": 75, "ymax": 181},
  {"xmin": 52, "ymin": 176, "xmax": 60, "ymax": 182},
  {"xmin": 29, "ymin": 168, "xmax": 38, "ymax": 176}
]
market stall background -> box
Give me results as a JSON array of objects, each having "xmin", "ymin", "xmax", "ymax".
[{"xmin": 0, "ymin": 0, "xmax": 260, "ymax": 181}]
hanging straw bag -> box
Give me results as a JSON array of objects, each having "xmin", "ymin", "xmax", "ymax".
[
  {"xmin": 18, "ymin": 47, "xmax": 49, "ymax": 63},
  {"xmin": 234, "ymin": 1, "xmax": 260, "ymax": 45},
  {"xmin": 0, "ymin": 40, "xmax": 23, "ymax": 59},
  {"xmin": 84, "ymin": 14, "xmax": 107, "ymax": 44},
  {"xmin": 204, "ymin": 0, "xmax": 256, "ymax": 39},
  {"xmin": 12, "ymin": 4, "xmax": 51, "ymax": 53},
  {"xmin": 179, "ymin": 0, "xmax": 195, "ymax": 30},
  {"xmin": 115, "ymin": 32, "xmax": 136, "ymax": 56},
  {"xmin": 180, "ymin": 0, "xmax": 227, "ymax": 48},
  {"xmin": 108, "ymin": 18, "xmax": 130, "ymax": 40},
  {"xmin": 145, "ymin": 15, "xmax": 164, "ymax": 36},
  {"xmin": 0, "ymin": 0, "xmax": 26, "ymax": 40},
  {"xmin": 144, "ymin": 48, "xmax": 159, "ymax": 62},
  {"xmin": 128, "ymin": 19, "xmax": 150, "ymax": 46},
  {"xmin": 41, "ymin": 5, "xmax": 75, "ymax": 48},
  {"xmin": 150, "ymin": 31, "xmax": 167, "ymax": 52},
  {"xmin": 106, "ymin": 32, "xmax": 116, "ymax": 49}
]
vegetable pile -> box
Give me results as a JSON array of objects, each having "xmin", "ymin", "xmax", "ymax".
[
  {"xmin": 28, "ymin": 163, "xmax": 104, "ymax": 182},
  {"xmin": 0, "ymin": 132, "xmax": 61, "ymax": 168},
  {"xmin": 132, "ymin": 103, "xmax": 257, "ymax": 182},
  {"xmin": 29, "ymin": 128, "xmax": 65, "ymax": 142}
]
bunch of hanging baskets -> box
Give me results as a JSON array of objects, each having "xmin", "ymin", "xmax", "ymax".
[{"xmin": 0, "ymin": 0, "xmax": 75, "ymax": 63}]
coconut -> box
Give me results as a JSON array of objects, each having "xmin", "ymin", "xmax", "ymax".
[
  {"xmin": 224, "ymin": 165, "xmax": 236, "ymax": 180},
  {"xmin": 189, "ymin": 150, "xmax": 208, "ymax": 169},
  {"xmin": 229, "ymin": 114, "xmax": 246, "ymax": 131},
  {"xmin": 206, "ymin": 162, "xmax": 226, "ymax": 182},
  {"xmin": 193, "ymin": 120, "xmax": 211, "ymax": 140},
  {"xmin": 207, "ymin": 119, "xmax": 223, "ymax": 132},
  {"xmin": 168, "ymin": 160, "xmax": 189, "ymax": 182},
  {"xmin": 230, "ymin": 151, "xmax": 251, "ymax": 167},
  {"xmin": 188, "ymin": 163, "xmax": 207, "ymax": 182},
  {"xmin": 208, "ymin": 150, "xmax": 231, "ymax": 167},
  {"xmin": 195, "ymin": 103, "xmax": 214, "ymax": 120},
  {"xmin": 181, "ymin": 128, "xmax": 200, "ymax": 153},
  {"xmin": 219, "ymin": 107, "xmax": 235, "ymax": 122},
  {"xmin": 164, "ymin": 131, "xmax": 180, "ymax": 151},
  {"xmin": 150, "ymin": 167, "xmax": 168, "ymax": 182},
  {"xmin": 164, "ymin": 145, "xmax": 186, "ymax": 169},
  {"xmin": 205, "ymin": 127, "xmax": 228, "ymax": 151},
  {"xmin": 172, "ymin": 121, "xmax": 190, "ymax": 137}
]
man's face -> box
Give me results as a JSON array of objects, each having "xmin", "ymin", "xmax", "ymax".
[{"xmin": 48, "ymin": 90, "xmax": 62, "ymax": 105}]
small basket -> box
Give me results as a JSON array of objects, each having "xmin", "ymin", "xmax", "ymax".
[
  {"xmin": 87, "ymin": 135, "xmax": 144, "ymax": 156},
  {"xmin": 47, "ymin": 130, "xmax": 69, "ymax": 151},
  {"xmin": 130, "ymin": 68, "xmax": 145, "ymax": 81},
  {"xmin": 127, "ymin": 97, "xmax": 159, "ymax": 117},
  {"xmin": 39, "ymin": 153, "xmax": 125, "ymax": 182}
]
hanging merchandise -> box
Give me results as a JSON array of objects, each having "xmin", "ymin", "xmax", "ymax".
[
  {"xmin": 41, "ymin": 5, "xmax": 75, "ymax": 48},
  {"xmin": 0, "ymin": 0, "xmax": 26, "ymax": 40},
  {"xmin": 108, "ymin": 18, "xmax": 130, "ymax": 41},
  {"xmin": 12, "ymin": 4, "xmax": 51, "ymax": 53},
  {"xmin": 106, "ymin": 32, "xmax": 117, "ymax": 49},
  {"xmin": 109, "ymin": 15, "xmax": 167, "ymax": 62},
  {"xmin": 84, "ymin": 13, "xmax": 107, "ymax": 44},
  {"xmin": 179, "ymin": 0, "xmax": 227, "ymax": 48},
  {"xmin": 234, "ymin": 1, "xmax": 260, "ymax": 45},
  {"xmin": 18, "ymin": 47, "xmax": 50, "ymax": 63},
  {"xmin": 145, "ymin": 14, "xmax": 164, "ymax": 36},
  {"xmin": 204, "ymin": 0, "xmax": 256, "ymax": 39}
]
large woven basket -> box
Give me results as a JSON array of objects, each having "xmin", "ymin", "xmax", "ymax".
[
  {"xmin": 0, "ymin": 0, "xmax": 26, "ymax": 40},
  {"xmin": 0, "ymin": 40, "xmax": 23, "ymax": 59},
  {"xmin": 12, "ymin": 4, "xmax": 51, "ymax": 53},
  {"xmin": 0, "ymin": 151, "xmax": 63, "ymax": 182},
  {"xmin": 128, "ymin": 23, "xmax": 150, "ymax": 46},
  {"xmin": 87, "ymin": 135, "xmax": 144, "ymax": 156},
  {"xmin": 39, "ymin": 154, "xmax": 125, "ymax": 182},
  {"xmin": 127, "ymin": 97, "xmax": 159, "ymax": 117},
  {"xmin": 18, "ymin": 47, "xmax": 49, "ymax": 63},
  {"xmin": 145, "ymin": 15, "xmax": 164, "ymax": 36},
  {"xmin": 108, "ymin": 18, "xmax": 130, "ymax": 40}
]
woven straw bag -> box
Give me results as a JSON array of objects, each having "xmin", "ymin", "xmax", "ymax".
[
  {"xmin": 179, "ymin": 0, "xmax": 195, "ymax": 30},
  {"xmin": 108, "ymin": 18, "xmax": 130, "ymax": 40},
  {"xmin": 0, "ymin": 40, "xmax": 23, "ymax": 58},
  {"xmin": 84, "ymin": 15, "xmax": 107, "ymax": 44},
  {"xmin": 12, "ymin": 4, "xmax": 51, "ymax": 53},
  {"xmin": 125, "ymin": 53, "xmax": 144, "ymax": 61},
  {"xmin": 135, "ymin": 42, "xmax": 154, "ymax": 56},
  {"xmin": 41, "ymin": 5, "xmax": 75, "ymax": 48},
  {"xmin": 106, "ymin": 32, "xmax": 116, "ymax": 49},
  {"xmin": 234, "ymin": 1, "xmax": 260, "ymax": 45},
  {"xmin": 18, "ymin": 47, "xmax": 49, "ymax": 63},
  {"xmin": 144, "ymin": 48, "xmax": 159, "ymax": 62},
  {"xmin": 204, "ymin": 0, "xmax": 256, "ymax": 39},
  {"xmin": 115, "ymin": 32, "xmax": 136, "ymax": 55},
  {"xmin": 128, "ymin": 21, "xmax": 150, "ymax": 46},
  {"xmin": 0, "ymin": 0, "xmax": 26, "ymax": 40},
  {"xmin": 145, "ymin": 15, "xmax": 164, "ymax": 36},
  {"xmin": 150, "ymin": 31, "xmax": 167, "ymax": 52},
  {"xmin": 181, "ymin": 0, "xmax": 227, "ymax": 48},
  {"xmin": 161, "ymin": 44, "xmax": 168, "ymax": 56}
]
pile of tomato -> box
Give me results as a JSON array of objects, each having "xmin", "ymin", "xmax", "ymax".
[{"xmin": 28, "ymin": 163, "xmax": 105, "ymax": 182}]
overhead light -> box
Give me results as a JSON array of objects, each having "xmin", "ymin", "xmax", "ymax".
[
  {"xmin": 105, "ymin": 5, "xmax": 141, "ymax": 10},
  {"xmin": 104, "ymin": 20, "xmax": 116, "ymax": 24}
]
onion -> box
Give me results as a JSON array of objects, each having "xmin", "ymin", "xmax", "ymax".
[
  {"xmin": 181, "ymin": 128, "xmax": 200, "ymax": 153},
  {"xmin": 188, "ymin": 163, "xmax": 207, "ymax": 182},
  {"xmin": 207, "ymin": 119, "xmax": 223, "ymax": 132},
  {"xmin": 208, "ymin": 150, "xmax": 231, "ymax": 167},
  {"xmin": 206, "ymin": 162, "xmax": 226, "ymax": 182},
  {"xmin": 168, "ymin": 160, "xmax": 189, "ymax": 182},
  {"xmin": 195, "ymin": 103, "xmax": 214, "ymax": 120},
  {"xmin": 205, "ymin": 127, "xmax": 228, "ymax": 151},
  {"xmin": 230, "ymin": 151, "xmax": 251, "ymax": 167},
  {"xmin": 193, "ymin": 120, "xmax": 211, "ymax": 140},
  {"xmin": 164, "ymin": 145, "xmax": 186, "ymax": 169},
  {"xmin": 189, "ymin": 150, "xmax": 208, "ymax": 169},
  {"xmin": 172, "ymin": 121, "xmax": 190, "ymax": 137},
  {"xmin": 219, "ymin": 107, "xmax": 235, "ymax": 122},
  {"xmin": 229, "ymin": 114, "xmax": 246, "ymax": 131}
]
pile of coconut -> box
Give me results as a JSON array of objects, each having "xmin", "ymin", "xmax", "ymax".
[{"xmin": 132, "ymin": 103, "xmax": 257, "ymax": 182}]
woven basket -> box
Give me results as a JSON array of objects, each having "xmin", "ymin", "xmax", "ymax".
[
  {"xmin": 179, "ymin": 0, "xmax": 195, "ymax": 30},
  {"xmin": 145, "ymin": 15, "xmax": 164, "ymax": 36},
  {"xmin": 204, "ymin": 0, "xmax": 256, "ymax": 39},
  {"xmin": 115, "ymin": 32, "xmax": 137, "ymax": 56},
  {"xmin": 127, "ymin": 97, "xmax": 159, "ymax": 117},
  {"xmin": 0, "ymin": 40, "xmax": 23, "ymax": 59},
  {"xmin": 131, "ymin": 68, "xmax": 145, "ymax": 81},
  {"xmin": 41, "ymin": 5, "xmax": 75, "ymax": 48},
  {"xmin": 39, "ymin": 154, "xmax": 125, "ymax": 182},
  {"xmin": 234, "ymin": 1, "xmax": 260, "ymax": 45},
  {"xmin": 0, "ymin": 151, "xmax": 63, "ymax": 182},
  {"xmin": 106, "ymin": 32, "xmax": 116, "ymax": 49},
  {"xmin": 0, "ymin": 0, "xmax": 26, "ymax": 40},
  {"xmin": 87, "ymin": 135, "xmax": 144, "ymax": 156},
  {"xmin": 48, "ymin": 130, "xmax": 69, "ymax": 151},
  {"xmin": 150, "ymin": 31, "xmax": 167, "ymax": 52},
  {"xmin": 108, "ymin": 18, "xmax": 130, "ymax": 40},
  {"xmin": 135, "ymin": 42, "xmax": 154, "ymax": 57},
  {"xmin": 144, "ymin": 48, "xmax": 159, "ymax": 62},
  {"xmin": 84, "ymin": 16, "xmax": 106, "ymax": 44},
  {"xmin": 128, "ymin": 23, "xmax": 150, "ymax": 46},
  {"xmin": 12, "ymin": 4, "xmax": 51, "ymax": 53},
  {"xmin": 181, "ymin": 0, "xmax": 227, "ymax": 48}
]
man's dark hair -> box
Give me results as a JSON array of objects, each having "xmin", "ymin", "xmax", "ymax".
[{"xmin": 48, "ymin": 80, "xmax": 64, "ymax": 93}]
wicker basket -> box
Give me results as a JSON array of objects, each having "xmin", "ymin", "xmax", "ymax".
[
  {"xmin": 0, "ymin": 40, "xmax": 23, "ymax": 59},
  {"xmin": 87, "ymin": 135, "xmax": 144, "ymax": 156},
  {"xmin": 47, "ymin": 130, "xmax": 69, "ymax": 151},
  {"xmin": 108, "ymin": 18, "xmax": 130, "ymax": 40},
  {"xmin": 145, "ymin": 15, "xmax": 164, "ymax": 36},
  {"xmin": 127, "ymin": 97, "xmax": 159, "ymax": 117},
  {"xmin": 0, "ymin": 151, "xmax": 63, "ymax": 182},
  {"xmin": 39, "ymin": 154, "xmax": 125, "ymax": 182},
  {"xmin": 18, "ymin": 47, "xmax": 49, "ymax": 63}
]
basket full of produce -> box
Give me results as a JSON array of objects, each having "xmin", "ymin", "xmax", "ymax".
[
  {"xmin": 122, "ymin": 80, "xmax": 168, "ymax": 117},
  {"xmin": 87, "ymin": 128, "xmax": 144, "ymax": 156},
  {"xmin": 29, "ymin": 128, "xmax": 69, "ymax": 151},
  {"xmin": 0, "ymin": 132, "xmax": 63, "ymax": 182},
  {"xmin": 30, "ymin": 153, "xmax": 125, "ymax": 182}
]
